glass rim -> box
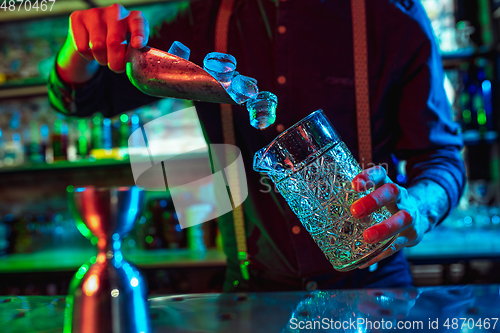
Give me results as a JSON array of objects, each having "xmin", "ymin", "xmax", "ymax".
[
  {"xmin": 268, "ymin": 109, "xmax": 325, "ymax": 146},
  {"xmin": 254, "ymin": 109, "xmax": 341, "ymax": 175}
]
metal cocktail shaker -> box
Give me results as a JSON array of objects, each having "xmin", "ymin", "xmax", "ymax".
[
  {"xmin": 125, "ymin": 44, "xmax": 278, "ymax": 130},
  {"xmin": 65, "ymin": 186, "xmax": 150, "ymax": 333},
  {"xmin": 125, "ymin": 45, "xmax": 237, "ymax": 104}
]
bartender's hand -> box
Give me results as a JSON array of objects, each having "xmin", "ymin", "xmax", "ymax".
[
  {"xmin": 349, "ymin": 166, "xmax": 449, "ymax": 269},
  {"xmin": 56, "ymin": 4, "xmax": 149, "ymax": 83}
]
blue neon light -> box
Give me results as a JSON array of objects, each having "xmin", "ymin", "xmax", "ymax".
[
  {"xmin": 482, "ymin": 80, "xmax": 491, "ymax": 92},
  {"xmin": 41, "ymin": 124, "xmax": 49, "ymax": 138}
]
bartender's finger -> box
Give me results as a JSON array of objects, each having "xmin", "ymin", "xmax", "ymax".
[
  {"xmin": 351, "ymin": 183, "xmax": 400, "ymax": 219},
  {"xmin": 351, "ymin": 166, "xmax": 388, "ymax": 192},
  {"xmin": 85, "ymin": 8, "xmax": 108, "ymax": 66},
  {"xmin": 69, "ymin": 11, "xmax": 94, "ymax": 60},
  {"xmin": 363, "ymin": 210, "xmax": 412, "ymax": 244},
  {"xmin": 358, "ymin": 236, "xmax": 409, "ymax": 269},
  {"xmin": 128, "ymin": 11, "xmax": 149, "ymax": 49},
  {"xmin": 106, "ymin": 5, "xmax": 129, "ymax": 72}
]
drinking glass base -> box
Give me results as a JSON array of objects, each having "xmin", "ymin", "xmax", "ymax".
[{"xmin": 333, "ymin": 234, "xmax": 399, "ymax": 272}]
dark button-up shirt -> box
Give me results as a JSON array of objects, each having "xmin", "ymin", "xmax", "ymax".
[{"xmin": 48, "ymin": 0, "xmax": 465, "ymax": 290}]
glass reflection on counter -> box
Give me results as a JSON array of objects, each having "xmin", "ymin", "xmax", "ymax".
[{"xmin": 284, "ymin": 288, "xmax": 420, "ymax": 332}]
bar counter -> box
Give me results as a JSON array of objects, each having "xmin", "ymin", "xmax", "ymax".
[{"xmin": 2, "ymin": 284, "xmax": 499, "ymax": 332}]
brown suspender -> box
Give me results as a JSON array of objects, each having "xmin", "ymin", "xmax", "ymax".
[
  {"xmin": 351, "ymin": 0, "xmax": 373, "ymax": 165},
  {"xmin": 215, "ymin": 0, "xmax": 250, "ymax": 281},
  {"xmin": 213, "ymin": 0, "xmax": 372, "ymax": 282}
]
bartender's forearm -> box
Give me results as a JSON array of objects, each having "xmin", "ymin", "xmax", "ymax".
[
  {"xmin": 56, "ymin": 36, "xmax": 100, "ymax": 84},
  {"xmin": 407, "ymin": 179, "xmax": 450, "ymax": 233}
]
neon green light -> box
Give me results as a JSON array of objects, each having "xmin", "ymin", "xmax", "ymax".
[{"xmin": 477, "ymin": 109, "xmax": 487, "ymax": 125}]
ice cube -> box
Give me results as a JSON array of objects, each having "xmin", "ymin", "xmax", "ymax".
[
  {"xmin": 203, "ymin": 52, "xmax": 237, "ymax": 88},
  {"xmin": 246, "ymin": 91, "xmax": 278, "ymax": 130},
  {"xmin": 226, "ymin": 75, "xmax": 259, "ymax": 104},
  {"xmin": 168, "ymin": 41, "xmax": 190, "ymax": 60}
]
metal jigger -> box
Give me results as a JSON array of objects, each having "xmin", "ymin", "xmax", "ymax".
[
  {"xmin": 126, "ymin": 45, "xmax": 237, "ymax": 104},
  {"xmin": 64, "ymin": 186, "xmax": 150, "ymax": 333}
]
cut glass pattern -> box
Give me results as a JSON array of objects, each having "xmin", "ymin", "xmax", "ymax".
[{"xmin": 269, "ymin": 142, "xmax": 393, "ymax": 271}]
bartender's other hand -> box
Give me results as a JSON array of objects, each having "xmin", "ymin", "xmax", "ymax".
[
  {"xmin": 349, "ymin": 166, "xmax": 430, "ymax": 269},
  {"xmin": 68, "ymin": 4, "xmax": 149, "ymax": 72}
]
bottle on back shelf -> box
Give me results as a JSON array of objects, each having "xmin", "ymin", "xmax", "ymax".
[
  {"xmin": 27, "ymin": 120, "xmax": 43, "ymax": 163},
  {"xmin": 118, "ymin": 114, "xmax": 130, "ymax": 148},
  {"xmin": 77, "ymin": 119, "xmax": 89, "ymax": 158},
  {"xmin": 474, "ymin": 60, "xmax": 494, "ymax": 134},
  {"xmin": 460, "ymin": 65, "xmax": 475, "ymax": 132},
  {"xmin": 40, "ymin": 124, "xmax": 52, "ymax": 163},
  {"xmin": 91, "ymin": 115, "xmax": 103, "ymax": 150},
  {"xmin": 52, "ymin": 119, "xmax": 67, "ymax": 161}
]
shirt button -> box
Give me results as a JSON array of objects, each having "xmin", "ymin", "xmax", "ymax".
[
  {"xmin": 305, "ymin": 281, "xmax": 318, "ymax": 291},
  {"xmin": 276, "ymin": 124, "xmax": 285, "ymax": 132},
  {"xmin": 292, "ymin": 225, "xmax": 300, "ymax": 234},
  {"xmin": 277, "ymin": 25, "xmax": 287, "ymax": 34},
  {"xmin": 277, "ymin": 76, "xmax": 286, "ymax": 85}
]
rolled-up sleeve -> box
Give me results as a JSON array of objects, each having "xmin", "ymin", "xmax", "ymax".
[
  {"xmin": 47, "ymin": 57, "xmax": 159, "ymax": 118},
  {"xmin": 393, "ymin": 2, "xmax": 466, "ymax": 216}
]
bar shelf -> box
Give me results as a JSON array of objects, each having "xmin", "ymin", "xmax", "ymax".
[{"xmin": 0, "ymin": 248, "xmax": 226, "ymax": 273}]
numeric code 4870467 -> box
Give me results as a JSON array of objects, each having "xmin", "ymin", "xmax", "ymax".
[
  {"xmin": 1, "ymin": 0, "xmax": 56, "ymax": 11},
  {"xmin": 443, "ymin": 318, "xmax": 498, "ymax": 330}
]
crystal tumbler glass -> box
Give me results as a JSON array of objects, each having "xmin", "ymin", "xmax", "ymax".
[{"xmin": 253, "ymin": 110, "xmax": 396, "ymax": 271}]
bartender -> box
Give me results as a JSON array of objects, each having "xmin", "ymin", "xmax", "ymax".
[{"xmin": 48, "ymin": 0, "xmax": 465, "ymax": 291}]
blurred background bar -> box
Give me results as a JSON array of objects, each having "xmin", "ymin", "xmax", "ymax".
[{"xmin": 1, "ymin": 0, "xmax": 500, "ymax": 296}]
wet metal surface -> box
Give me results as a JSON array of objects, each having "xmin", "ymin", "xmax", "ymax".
[
  {"xmin": 126, "ymin": 46, "xmax": 236, "ymax": 104},
  {"xmin": 2, "ymin": 285, "xmax": 500, "ymax": 332},
  {"xmin": 65, "ymin": 186, "xmax": 150, "ymax": 333}
]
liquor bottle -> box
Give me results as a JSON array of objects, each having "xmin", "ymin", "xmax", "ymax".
[
  {"xmin": 474, "ymin": 61, "xmax": 493, "ymax": 134},
  {"xmin": 129, "ymin": 114, "xmax": 141, "ymax": 148},
  {"xmin": 141, "ymin": 200, "xmax": 162, "ymax": 250},
  {"xmin": 102, "ymin": 118, "xmax": 112, "ymax": 150},
  {"xmin": 458, "ymin": 64, "xmax": 472, "ymax": 131},
  {"xmin": 61, "ymin": 121, "xmax": 69, "ymax": 159},
  {"xmin": 118, "ymin": 114, "xmax": 130, "ymax": 148},
  {"xmin": 28, "ymin": 120, "xmax": 43, "ymax": 163},
  {"xmin": 91, "ymin": 115, "xmax": 103, "ymax": 150},
  {"xmin": 52, "ymin": 119, "xmax": 67, "ymax": 161},
  {"xmin": 40, "ymin": 124, "xmax": 52, "ymax": 163},
  {"xmin": 11, "ymin": 133, "xmax": 24, "ymax": 165},
  {"xmin": 77, "ymin": 119, "xmax": 89, "ymax": 158},
  {"xmin": 162, "ymin": 202, "xmax": 186, "ymax": 249},
  {"xmin": 66, "ymin": 120, "xmax": 78, "ymax": 162}
]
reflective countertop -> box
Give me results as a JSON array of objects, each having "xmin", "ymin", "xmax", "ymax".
[{"xmin": 1, "ymin": 284, "xmax": 500, "ymax": 332}]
